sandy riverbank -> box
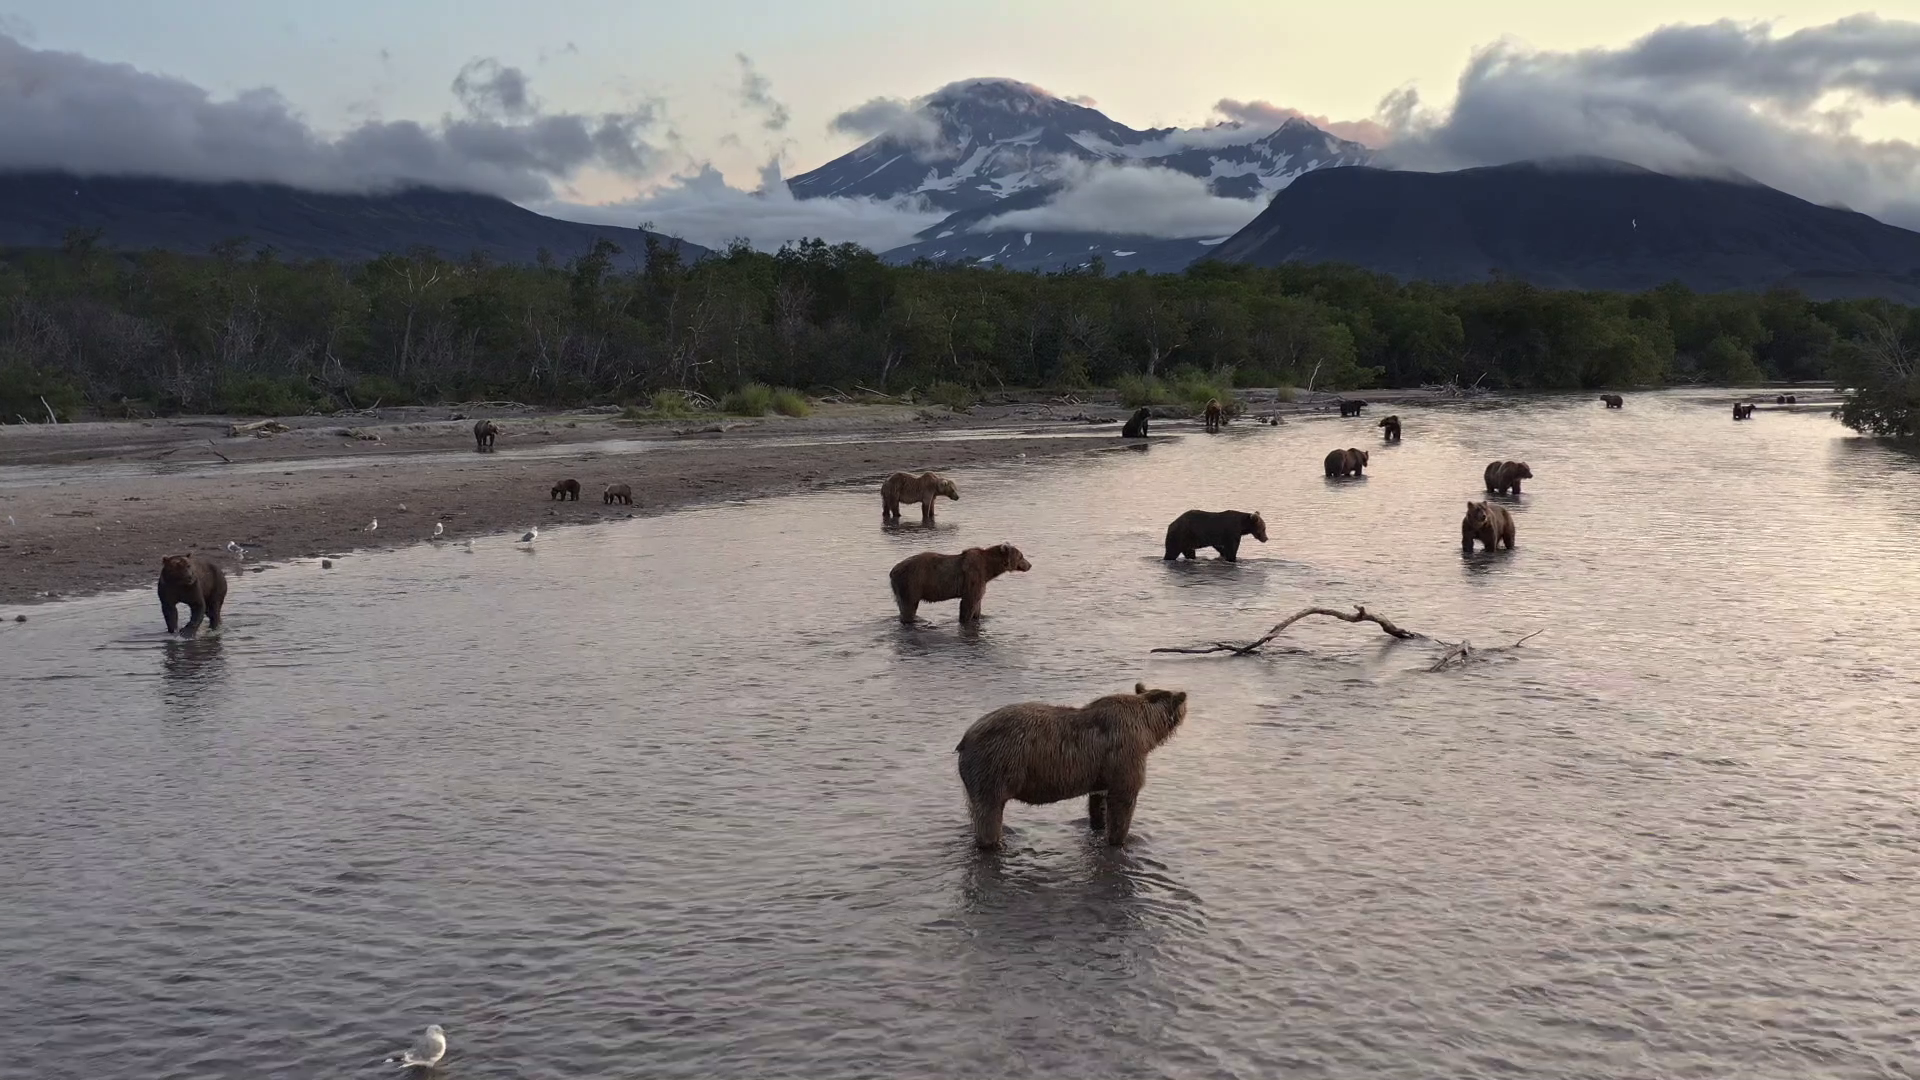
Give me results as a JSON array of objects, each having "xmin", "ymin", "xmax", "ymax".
[{"xmin": 0, "ymin": 388, "xmax": 1476, "ymax": 608}]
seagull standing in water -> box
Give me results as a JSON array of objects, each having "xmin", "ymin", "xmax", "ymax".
[
  {"xmin": 518, "ymin": 526, "xmax": 538, "ymax": 545},
  {"xmin": 366, "ymin": 518, "xmax": 379, "ymax": 532},
  {"xmin": 431, "ymin": 522, "xmax": 445, "ymax": 540},
  {"xmin": 384, "ymin": 1024, "xmax": 446, "ymax": 1069},
  {"xmin": 226, "ymin": 540, "xmax": 246, "ymax": 562}
]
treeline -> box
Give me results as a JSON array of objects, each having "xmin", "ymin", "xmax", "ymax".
[{"xmin": 0, "ymin": 230, "xmax": 1914, "ymax": 438}]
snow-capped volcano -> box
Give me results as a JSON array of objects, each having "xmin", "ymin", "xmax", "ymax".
[{"xmin": 788, "ymin": 77, "xmax": 1372, "ymax": 271}]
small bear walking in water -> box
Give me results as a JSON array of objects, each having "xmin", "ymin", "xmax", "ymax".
[{"xmin": 157, "ymin": 554, "xmax": 228, "ymax": 635}]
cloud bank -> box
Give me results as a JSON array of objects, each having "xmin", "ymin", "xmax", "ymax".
[
  {"xmin": 1377, "ymin": 16, "xmax": 1920, "ymax": 228},
  {"xmin": 1212, "ymin": 98, "xmax": 1390, "ymax": 148},
  {"xmin": 0, "ymin": 33, "xmax": 661, "ymax": 201},
  {"xmin": 973, "ymin": 164, "xmax": 1261, "ymax": 239}
]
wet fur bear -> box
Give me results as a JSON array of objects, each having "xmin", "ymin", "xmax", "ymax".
[
  {"xmin": 1324, "ymin": 447, "xmax": 1369, "ymax": 477},
  {"xmin": 1483, "ymin": 460, "xmax": 1532, "ymax": 495},
  {"xmin": 1338, "ymin": 399, "xmax": 1368, "ymax": 417},
  {"xmin": 157, "ymin": 554, "xmax": 228, "ymax": 635},
  {"xmin": 474, "ymin": 418, "xmax": 498, "ymax": 451},
  {"xmin": 890, "ymin": 543, "xmax": 1031, "ymax": 625},
  {"xmin": 881, "ymin": 471, "xmax": 959, "ymax": 523},
  {"xmin": 1600, "ymin": 394, "xmax": 1624, "ymax": 409},
  {"xmin": 603, "ymin": 483, "xmax": 633, "ymax": 505},
  {"xmin": 1378, "ymin": 415, "xmax": 1401, "ymax": 441},
  {"xmin": 1203, "ymin": 399, "xmax": 1224, "ymax": 433},
  {"xmin": 551, "ymin": 478, "xmax": 581, "ymax": 501},
  {"xmin": 955, "ymin": 682, "xmax": 1189, "ymax": 849},
  {"xmin": 1733, "ymin": 403, "xmax": 1756, "ymax": 420},
  {"xmin": 1163, "ymin": 510, "xmax": 1267, "ymax": 562},
  {"xmin": 1121, "ymin": 407, "xmax": 1151, "ymax": 438},
  {"xmin": 1462, "ymin": 500, "xmax": 1516, "ymax": 553}
]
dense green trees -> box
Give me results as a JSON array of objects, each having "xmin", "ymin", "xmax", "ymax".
[{"xmin": 0, "ymin": 230, "xmax": 1911, "ymax": 440}]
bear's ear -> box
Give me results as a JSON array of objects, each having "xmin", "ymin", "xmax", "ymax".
[
  {"xmin": 1172, "ymin": 691, "xmax": 1187, "ymax": 706},
  {"xmin": 1135, "ymin": 682, "xmax": 1147, "ymax": 695},
  {"xmin": 1466, "ymin": 501, "xmax": 1475, "ymax": 511}
]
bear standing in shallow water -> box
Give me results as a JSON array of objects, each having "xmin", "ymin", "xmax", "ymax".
[
  {"xmin": 157, "ymin": 554, "xmax": 228, "ymax": 635},
  {"xmin": 1163, "ymin": 510, "xmax": 1266, "ymax": 562},
  {"xmin": 890, "ymin": 543, "xmax": 1030, "ymax": 625},
  {"xmin": 1378, "ymin": 415, "xmax": 1401, "ymax": 441},
  {"xmin": 1121, "ymin": 407, "xmax": 1151, "ymax": 438},
  {"xmin": 1462, "ymin": 500, "xmax": 1516, "ymax": 553},
  {"xmin": 1600, "ymin": 394, "xmax": 1624, "ymax": 409},
  {"xmin": 1203, "ymin": 399, "xmax": 1224, "ymax": 433},
  {"xmin": 1324, "ymin": 447, "xmax": 1369, "ymax": 477},
  {"xmin": 1483, "ymin": 460, "xmax": 1532, "ymax": 495},
  {"xmin": 956, "ymin": 682, "xmax": 1189, "ymax": 849},
  {"xmin": 881, "ymin": 472, "xmax": 959, "ymax": 524}
]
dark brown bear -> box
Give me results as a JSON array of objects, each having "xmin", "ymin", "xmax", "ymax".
[
  {"xmin": 1163, "ymin": 509, "xmax": 1267, "ymax": 562},
  {"xmin": 956, "ymin": 682, "xmax": 1190, "ymax": 849},
  {"xmin": 880, "ymin": 471, "xmax": 959, "ymax": 523},
  {"xmin": 1324, "ymin": 447, "xmax": 1369, "ymax": 477},
  {"xmin": 1483, "ymin": 460, "xmax": 1532, "ymax": 495},
  {"xmin": 551, "ymin": 478, "xmax": 581, "ymax": 501},
  {"xmin": 1121, "ymin": 406, "xmax": 1151, "ymax": 438},
  {"xmin": 603, "ymin": 482, "xmax": 633, "ymax": 505},
  {"xmin": 1338, "ymin": 399, "xmax": 1368, "ymax": 417},
  {"xmin": 1775, "ymin": 395, "xmax": 1787, "ymax": 405},
  {"xmin": 1462, "ymin": 500, "xmax": 1516, "ymax": 553},
  {"xmin": 157, "ymin": 554, "xmax": 228, "ymax": 635},
  {"xmin": 890, "ymin": 543, "xmax": 1031, "ymax": 625},
  {"xmin": 474, "ymin": 418, "xmax": 498, "ymax": 451},
  {"xmin": 1733, "ymin": 403, "xmax": 1756, "ymax": 420},
  {"xmin": 1786, "ymin": 395, "xmax": 1797, "ymax": 404},
  {"xmin": 1600, "ymin": 394, "xmax": 1624, "ymax": 409},
  {"xmin": 1203, "ymin": 399, "xmax": 1224, "ymax": 433},
  {"xmin": 1378, "ymin": 415, "xmax": 1401, "ymax": 441}
]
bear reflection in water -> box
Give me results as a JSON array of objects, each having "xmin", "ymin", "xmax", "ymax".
[{"xmin": 956, "ymin": 683, "xmax": 1189, "ymax": 849}]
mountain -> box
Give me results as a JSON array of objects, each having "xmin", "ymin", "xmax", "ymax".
[
  {"xmin": 787, "ymin": 78, "xmax": 1370, "ymax": 272},
  {"xmin": 0, "ymin": 172, "xmax": 705, "ymax": 265},
  {"xmin": 1209, "ymin": 158, "xmax": 1920, "ymax": 301}
]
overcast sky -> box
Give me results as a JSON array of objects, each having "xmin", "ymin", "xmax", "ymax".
[{"xmin": 3, "ymin": 1, "xmax": 1918, "ymax": 247}]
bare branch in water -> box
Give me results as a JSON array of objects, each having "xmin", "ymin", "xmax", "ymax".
[{"xmin": 1152, "ymin": 605, "xmax": 1541, "ymax": 668}]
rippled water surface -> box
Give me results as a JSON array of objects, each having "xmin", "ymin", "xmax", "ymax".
[{"xmin": 7, "ymin": 390, "xmax": 1920, "ymax": 1079}]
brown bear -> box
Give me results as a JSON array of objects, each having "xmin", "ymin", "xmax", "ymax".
[
  {"xmin": 1121, "ymin": 406, "xmax": 1151, "ymax": 438},
  {"xmin": 1600, "ymin": 394, "xmax": 1624, "ymax": 409},
  {"xmin": 551, "ymin": 478, "xmax": 581, "ymax": 501},
  {"xmin": 1163, "ymin": 509, "xmax": 1267, "ymax": 562},
  {"xmin": 157, "ymin": 554, "xmax": 228, "ymax": 635},
  {"xmin": 1483, "ymin": 460, "xmax": 1532, "ymax": 495},
  {"xmin": 1733, "ymin": 403, "xmax": 1756, "ymax": 420},
  {"xmin": 603, "ymin": 483, "xmax": 633, "ymax": 505},
  {"xmin": 1775, "ymin": 395, "xmax": 1787, "ymax": 405},
  {"xmin": 1378, "ymin": 414, "xmax": 1401, "ymax": 441},
  {"xmin": 1338, "ymin": 399, "xmax": 1368, "ymax": 417},
  {"xmin": 1786, "ymin": 394, "xmax": 1797, "ymax": 404},
  {"xmin": 474, "ymin": 418, "xmax": 498, "ymax": 451},
  {"xmin": 889, "ymin": 543, "xmax": 1030, "ymax": 625},
  {"xmin": 1324, "ymin": 447, "xmax": 1369, "ymax": 477},
  {"xmin": 881, "ymin": 471, "xmax": 960, "ymax": 523},
  {"xmin": 955, "ymin": 681, "xmax": 1189, "ymax": 849},
  {"xmin": 1462, "ymin": 500, "xmax": 1516, "ymax": 553},
  {"xmin": 1203, "ymin": 399, "xmax": 1224, "ymax": 433}
]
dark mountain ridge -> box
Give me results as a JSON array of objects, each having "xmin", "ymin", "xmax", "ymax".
[
  {"xmin": 1210, "ymin": 158, "xmax": 1920, "ymax": 301},
  {"xmin": 0, "ymin": 171, "xmax": 704, "ymax": 265}
]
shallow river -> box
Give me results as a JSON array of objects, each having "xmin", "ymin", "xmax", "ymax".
[{"xmin": 6, "ymin": 390, "xmax": 1920, "ymax": 1079}]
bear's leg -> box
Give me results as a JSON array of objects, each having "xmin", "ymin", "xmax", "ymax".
[
  {"xmin": 1510, "ymin": 480, "xmax": 1521, "ymax": 496},
  {"xmin": 1103, "ymin": 789, "xmax": 1138, "ymax": 846},
  {"xmin": 182, "ymin": 600, "xmax": 205, "ymax": 634},
  {"xmin": 969, "ymin": 796, "xmax": 1006, "ymax": 849},
  {"xmin": 1184, "ymin": 548, "xmax": 1197, "ymax": 561},
  {"xmin": 1087, "ymin": 792, "xmax": 1106, "ymax": 830},
  {"xmin": 896, "ymin": 593, "xmax": 918, "ymax": 625},
  {"xmin": 161, "ymin": 599, "xmax": 179, "ymax": 634},
  {"xmin": 959, "ymin": 593, "xmax": 979, "ymax": 624},
  {"xmin": 1163, "ymin": 545, "xmax": 1179, "ymax": 561},
  {"xmin": 921, "ymin": 498, "xmax": 935, "ymax": 523},
  {"xmin": 1220, "ymin": 538, "xmax": 1240, "ymax": 562},
  {"xmin": 207, "ymin": 595, "xmax": 224, "ymax": 630}
]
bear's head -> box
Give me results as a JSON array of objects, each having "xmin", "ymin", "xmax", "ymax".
[
  {"xmin": 1245, "ymin": 512, "xmax": 1268, "ymax": 542},
  {"xmin": 1133, "ymin": 682, "xmax": 1190, "ymax": 730},
  {"xmin": 937, "ymin": 478, "xmax": 959, "ymax": 501},
  {"xmin": 991, "ymin": 543, "xmax": 1031, "ymax": 574},
  {"xmin": 1513, "ymin": 461, "xmax": 1532, "ymax": 479},
  {"xmin": 1354, "ymin": 449, "xmax": 1370, "ymax": 467},
  {"xmin": 159, "ymin": 554, "xmax": 197, "ymax": 587},
  {"xmin": 1464, "ymin": 501, "xmax": 1492, "ymax": 529}
]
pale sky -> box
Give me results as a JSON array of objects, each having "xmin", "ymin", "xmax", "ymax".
[{"xmin": 6, "ymin": 0, "xmax": 1917, "ymax": 195}]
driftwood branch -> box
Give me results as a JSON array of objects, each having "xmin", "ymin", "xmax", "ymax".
[
  {"xmin": 40, "ymin": 396, "xmax": 58, "ymax": 424},
  {"xmin": 204, "ymin": 439, "xmax": 232, "ymax": 464},
  {"xmin": 1152, "ymin": 605, "xmax": 1542, "ymax": 668}
]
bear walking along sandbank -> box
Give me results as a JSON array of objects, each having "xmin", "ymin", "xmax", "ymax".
[{"xmin": 956, "ymin": 682, "xmax": 1189, "ymax": 849}]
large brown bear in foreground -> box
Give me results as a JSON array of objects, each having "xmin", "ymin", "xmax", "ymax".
[
  {"xmin": 1163, "ymin": 509, "xmax": 1266, "ymax": 562},
  {"xmin": 890, "ymin": 543, "xmax": 1031, "ymax": 625},
  {"xmin": 1483, "ymin": 460, "xmax": 1533, "ymax": 495},
  {"xmin": 881, "ymin": 471, "xmax": 959, "ymax": 523},
  {"xmin": 1324, "ymin": 447, "xmax": 1369, "ymax": 477},
  {"xmin": 157, "ymin": 554, "xmax": 228, "ymax": 635},
  {"xmin": 1462, "ymin": 500, "xmax": 1516, "ymax": 553},
  {"xmin": 474, "ymin": 419, "xmax": 498, "ymax": 451},
  {"xmin": 956, "ymin": 682, "xmax": 1190, "ymax": 849}
]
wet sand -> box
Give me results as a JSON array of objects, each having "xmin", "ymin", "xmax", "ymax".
[{"xmin": 0, "ymin": 404, "xmax": 1116, "ymax": 606}]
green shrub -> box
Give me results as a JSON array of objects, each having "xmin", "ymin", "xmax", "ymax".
[
  {"xmin": 0, "ymin": 365, "xmax": 85, "ymax": 422},
  {"xmin": 212, "ymin": 375, "xmax": 327, "ymax": 417},
  {"xmin": 1169, "ymin": 368, "xmax": 1240, "ymax": 417},
  {"xmin": 721, "ymin": 382, "xmax": 776, "ymax": 416},
  {"xmin": 924, "ymin": 381, "xmax": 976, "ymax": 411},
  {"xmin": 1115, "ymin": 374, "xmax": 1169, "ymax": 408},
  {"xmin": 770, "ymin": 388, "xmax": 812, "ymax": 417},
  {"xmin": 1052, "ymin": 351, "xmax": 1092, "ymax": 390},
  {"xmin": 1272, "ymin": 385, "xmax": 1298, "ymax": 403},
  {"xmin": 350, "ymin": 374, "xmax": 414, "ymax": 407}
]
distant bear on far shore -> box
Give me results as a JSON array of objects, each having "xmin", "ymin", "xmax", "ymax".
[
  {"xmin": 1338, "ymin": 399, "xmax": 1367, "ymax": 417},
  {"xmin": 603, "ymin": 483, "xmax": 633, "ymax": 505},
  {"xmin": 551, "ymin": 478, "xmax": 581, "ymax": 501},
  {"xmin": 956, "ymin": 682, "xmax": 1189, "ymax": 849}
]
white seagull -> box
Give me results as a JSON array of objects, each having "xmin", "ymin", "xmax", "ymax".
[
  {"xmin": 461, "ymin": 539, "xmax": 474, "ymax": 551},
  {"xmin": 518, "ymin": 526, "xmax": 538, "ymax": 544},
  {"xmin": 366, "ymin": 518, "xmax": 379, "ymax": 532},
  {"xmin": 384, "ymin": 1024, "xmax": 446, "ymax": 1069},
  {"xmin": 431, "ymin": 522, "xmax": 445, "ymax": 539},
  {"xmin": 226, "ymin": 540, "xmax": 247, "ymax": 561}
]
